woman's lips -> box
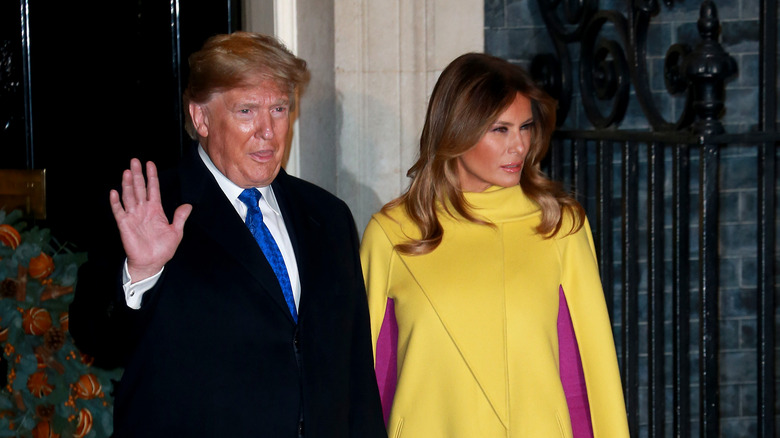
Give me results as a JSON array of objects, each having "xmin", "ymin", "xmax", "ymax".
[{"xmin": 501, "ymin": 162, "xmax": 523, "ymax": 173}]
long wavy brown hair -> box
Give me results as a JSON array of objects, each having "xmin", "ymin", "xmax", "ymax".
[{"xmin": 384, "ymin": 52, "xmax": 585, "ymax": 255}]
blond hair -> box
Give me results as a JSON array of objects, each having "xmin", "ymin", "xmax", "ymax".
[{"xmin": 182, "ymin": 31, "xmax": 309, "ymax": 139}]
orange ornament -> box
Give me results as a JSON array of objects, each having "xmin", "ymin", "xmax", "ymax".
[
  {"xmin": 31, "ymin": 420, "xmax": 60, "ymax": 438},
  {"xmin": 0, "ymin": 327, "xmax": 7, "ymax": 342},
  {"xmin": 28, "ymin": 252, "xmax": 54, "ymax": 280},
  {"xmin": 22, "ymin": 307, "xmax": 52, "ymax": 336},
  {"xmin": 0, "ymin": 224, "xmax": 21, "ymax": 249},
  {"xmin": 74, "ymin": 373, "xmax": 102, "ymax": 399},
  {"xmin": 27, "ymin": 371, "xmax": 54, "ymax": 398},
  {"xmin": 73, "ymin": 408, "xmax": 93, "ymax": 438}
]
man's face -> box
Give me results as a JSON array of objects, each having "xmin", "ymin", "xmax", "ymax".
[{"xmin": 190, "ymin": 77, "xmax": 290, "ymax": 188}]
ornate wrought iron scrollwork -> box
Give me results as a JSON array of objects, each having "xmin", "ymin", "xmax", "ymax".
[
  {"xmin": 532, "ymin": 0, "xmax": 598, "ymax": 125},
  {"xmin": 579, "ymin": 11, "xmax": 630, "ymax": 129},
  {"xmin": 532, "ymin": 0, "xmax": 737, "ymax": 133}
]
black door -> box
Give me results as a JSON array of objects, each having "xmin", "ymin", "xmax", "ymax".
[{"xmin": 0, "ymin": 0, "xmax": 242, "ymax": 249}]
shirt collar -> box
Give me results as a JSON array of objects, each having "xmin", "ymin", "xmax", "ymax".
[{"xmin": 197, "ymin": 145, "xmax": 282, "ymax": 216}]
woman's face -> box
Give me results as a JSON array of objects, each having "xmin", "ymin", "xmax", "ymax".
[{"xmin": 456, "ymin": 92, "xmax": 533, "ymax": 192}]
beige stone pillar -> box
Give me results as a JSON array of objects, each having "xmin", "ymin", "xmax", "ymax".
[
  {"xmin": 244, "ymin": 0, "xmax": 483, "ymax": 234},
  {"xmin": 335, "ymin": 0, "xmax": 483, "ymax": 234}
]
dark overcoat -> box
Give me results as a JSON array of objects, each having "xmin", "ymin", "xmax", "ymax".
[{"xmin": 69, "ymin": 146, "xmax": 386, "ymax": 437}]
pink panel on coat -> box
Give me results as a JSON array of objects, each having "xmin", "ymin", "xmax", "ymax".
[
  {"xmin": 375, "ymin": 298, "xmax": 398, "ymax": 425},
  {"xmin": 559, "ymin": 285, "xmax": 594, "ymax": 437},
  {"xmin": 375, "ymin": 289, "xmax": 594, "ymax": 435}
]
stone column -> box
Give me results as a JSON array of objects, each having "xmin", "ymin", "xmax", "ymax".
[
  {"xmin": 244, "ymin": 0, "xmax": 483, "ymax": 234},
  {"xmin": 334, "ymin": 0, "xmax": 483, "ymax": 234}
]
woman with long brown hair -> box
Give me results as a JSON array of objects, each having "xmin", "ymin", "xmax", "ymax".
[{"xmin": 360, "ymin": 52, "xmax": 629, "ymax": 437}]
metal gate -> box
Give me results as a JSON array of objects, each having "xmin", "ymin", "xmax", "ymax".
[{"xmin": 526, "ymin": 0, "xmax": 778, "ymax": 436}]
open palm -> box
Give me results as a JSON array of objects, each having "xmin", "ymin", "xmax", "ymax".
[{"xmin": 110, "ymin": 159, "xmax": 192, "ymax": 282}]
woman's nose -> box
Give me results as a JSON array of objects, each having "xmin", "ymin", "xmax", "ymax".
[{"xmin": 510, "ymin": 131, "xmax": 528, "ymax": 154}]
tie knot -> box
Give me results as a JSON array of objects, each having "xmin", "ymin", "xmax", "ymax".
[{"xmin": 239, "ymin": 188, "xmax": 262, "ymax": 209}]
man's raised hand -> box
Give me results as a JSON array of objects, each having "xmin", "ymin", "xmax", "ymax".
[{"xmin": 109, "ymin": 159, "xmax": 192, "ymax": 282}]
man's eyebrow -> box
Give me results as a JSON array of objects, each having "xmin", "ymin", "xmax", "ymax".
[
  {"xmin": 228, "ymin": 96, "xmax": 289, "ymax": 109},
  {"xmin": 228, "ymin": 102, "xmax": 260, "ymax": 111}
]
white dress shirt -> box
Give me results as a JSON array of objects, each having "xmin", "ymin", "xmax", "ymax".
[{"xmin": 123, "ymin": 145, "xmax": 301, "ymax": 310}]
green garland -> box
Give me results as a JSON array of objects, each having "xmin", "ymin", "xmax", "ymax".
[{"xmin": 0, "ymin": 209, "xmax": 122, "ymax": 437}]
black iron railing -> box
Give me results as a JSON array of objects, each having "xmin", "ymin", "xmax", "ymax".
[{"xmin": 533, "ymin": 0, "xmax": 778, "ymax": 436}]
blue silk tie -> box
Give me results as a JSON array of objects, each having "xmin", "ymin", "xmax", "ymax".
[{"xmin": 239, "ymin": 188, "xmax": 298, "ymax": 322}]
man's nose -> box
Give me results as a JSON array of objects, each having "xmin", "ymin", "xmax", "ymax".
[{"xmin": 255, "ymin": 115, "xmax": 274, "ymax": 140}]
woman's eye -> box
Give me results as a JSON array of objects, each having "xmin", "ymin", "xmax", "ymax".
[{"xmin": 492, "ymin": 126, "xmax": 508, "ymax": 133}]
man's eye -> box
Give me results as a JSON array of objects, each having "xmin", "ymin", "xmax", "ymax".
[{"xmin": 239, "ymin": 109, "xmax": 251, "ymax": 114}]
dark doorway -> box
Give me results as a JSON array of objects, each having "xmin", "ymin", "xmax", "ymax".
[{"xmin": 1, "ymin": 0, "xmax": 242, "ymax": 250}]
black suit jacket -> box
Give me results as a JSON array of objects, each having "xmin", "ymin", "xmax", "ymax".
[{"xmin": 69, "ymin": 147, "xmax": 386, "ymax": 437}]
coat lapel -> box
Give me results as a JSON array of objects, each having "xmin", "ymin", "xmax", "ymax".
[{"xmin": 177, "ymin": 151, "xmax": 294, "ymax": 323}]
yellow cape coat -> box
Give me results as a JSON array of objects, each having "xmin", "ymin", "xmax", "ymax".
[{"xmin": 360, "ymin": 185, "xmax": 629, "ymax": 437}]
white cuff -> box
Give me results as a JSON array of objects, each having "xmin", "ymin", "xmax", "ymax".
[{"xmin": 122, "ymin": 260, "xmax": 163, "ymax": 309}]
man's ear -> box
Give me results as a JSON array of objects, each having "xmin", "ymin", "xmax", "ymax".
[{"xmin": 189, "ymin": 102, "xmax": 209, "ymax": 138}]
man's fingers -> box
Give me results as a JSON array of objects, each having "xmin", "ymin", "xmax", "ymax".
[
  {"xmin": 172, "ymin": 204, "xmax": 193, "ymax": 233},
  {"xmin": 146, "ymin": 161, "xmax": 162, "ymax": 204},
  {"xmin": 130, "ymin": 158, "xmax": 148, "ymax": 203},
  {"xmin": 120, "ymin": 168, "xmax": 137, "ymax": 210},
  {"xmin": 109, "ymin": 189, "xmax": 125, "ymax": 219}
]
